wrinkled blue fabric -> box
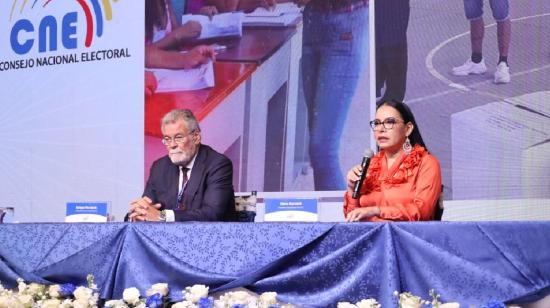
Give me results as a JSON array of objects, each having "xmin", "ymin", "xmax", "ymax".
[{"xmin": 0, "ymin": 222, "xmax": 549, "ymax": 307}]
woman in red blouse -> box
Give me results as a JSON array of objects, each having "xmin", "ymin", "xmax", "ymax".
[{"xmin": 344, "ymin": 100, "xmax": 442, "ymax": 222}]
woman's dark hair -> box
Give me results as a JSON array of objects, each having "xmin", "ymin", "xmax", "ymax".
[
  {"xmin": 377, "ymin": 99, "xmax": 427, "ymax": 150},
  {"xmin": 145, "ymin": 0, "xmax": 168, "ymax": 42}
]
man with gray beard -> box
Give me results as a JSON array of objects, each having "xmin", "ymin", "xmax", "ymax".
[{"xmin": 128, "ymin": 109, "xmax": 235, "ymax": 222}]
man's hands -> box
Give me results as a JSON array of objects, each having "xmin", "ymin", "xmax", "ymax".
[{"xmin": 128, "ymin": 196, "xmax": 162, "ymax": 222}]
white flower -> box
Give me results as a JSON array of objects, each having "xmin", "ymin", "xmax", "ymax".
[
  {"xmin": 172, "ymin": 300, "xmax": 196, "ymax": 308},
  {"xmin": 48, "ymin": 285, "xmax": 61, "ymax": 298},
  {"xmin": 73, "ymin": 298, "xmax": 91, "ymax": 308},
  {"xmin": 259, "ymin": 292, "xmax": 278, "ymax": 307},
  {"xmin": 0, "ymin": 295, "xmax": 24, "ymax": 308},
  {"xmin": 398, "ymin": 292, "xmax": 423, "ymax": 308},
  {"xmin": 356, "ymin": 299, "xmax": 381, "ymax": 308},
  {"xmin": 213, "ymin": 299, "xmax": 225, "ymax": 308},
  {"xmin": 122, "ymin": 287, "xmax": 141, "ymax": 305},
  {"xmin": 27, "ymin": 283, "xmax": 45, "ymax": 296},
  {"xmin": 440, "ymin": 303, "xmax": 460, "ymax": 308},
  {"xmin": 59, "ymin": 299, "xmax": 74, "ymax": 308},
  {"xmin": 0, "ymin": 288, "xmax": 11, "ymax": 297},
  {"xmin": 134, "ymin": 303, "xmax": 147, "ymax": 308},
  {"xmin": 17, "ymin": 281, "xmax": 27, "ymax": 294},
  {"xmin": 105, "ymin": 299, "xmax": 129, "ymax": 308},
  {"xmin": 0, "ymin": 295, "xmax": 8, "ymax": 308},
  {"xmin": 74, "ymin": 286, "xmax": 94, "ymax": 302},
  {"xmin": 184, "ymin": 285, "xmax": 209, "ymax": 303},
  {"xmin": 41, "ymin": 299, "xmax": 62, "ymax": 308},
  {"xmin": 104, "ymin": 299, "xmax": 126, "ymax": 308},
  {"xmin": 91, "ymin": 293, "xmax": 100, "ymax": 307},
  {"xmin": 72, "ymin": 287, "xmax": 98, "ymax": 308},
  {"xmin": 233, "ymin": 291, "xmax": 251, "ymax": 304},
  {"xmin": 146, "ymin": 283, "xmax": 169, "ymax": 297},
  {"xmin": 0, "ymin": 295, "xmax": 11, "ymax": 308},
  {"xmin": 218, "ymin": 291, "xmax": 255, "ymax": 306},
  {"xmin": 17, "ymin": 294, "xmax": 33, "ymax": 308},
  {"xmin": 337, "ymin": 302, "xmax": 358, "ymax": 308}
]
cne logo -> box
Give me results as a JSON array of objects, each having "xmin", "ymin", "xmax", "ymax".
[{"xmin": 9, "ymin": 0, "xmax": 119, "ymax": 55}]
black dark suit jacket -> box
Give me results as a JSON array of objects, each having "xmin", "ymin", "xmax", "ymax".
[{"xmin": 143, "ymin": 144, "xmax": 235, "ymax": 221}]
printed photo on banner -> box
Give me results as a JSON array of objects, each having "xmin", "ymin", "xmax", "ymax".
[{"xmin": 144, "ymin": 0, "xmax": 371, "ymax": 194}]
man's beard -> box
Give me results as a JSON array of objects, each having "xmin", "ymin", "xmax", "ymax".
[{"xmin": 169, "ymin": 150, "xmax": 193, "ymax": 166}]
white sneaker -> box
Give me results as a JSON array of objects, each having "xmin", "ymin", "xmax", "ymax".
[
  {"xmin": 452, "ymin": 59, "xmax": 487, "ymax": 76},
  {"xmin": 494, "ymin": 62, "xmax": 511, "ymax": 84}
]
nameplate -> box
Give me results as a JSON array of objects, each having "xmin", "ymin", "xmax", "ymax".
[
  {"xmin": 264, "ymin": 198, "xmax": 318, "ymax": 222},
  {"xmin": 65, "ymin": 202, "xmax": 109, "ymax": 223}
]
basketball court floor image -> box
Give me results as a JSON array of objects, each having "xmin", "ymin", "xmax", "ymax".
[{"xmin": 405, "ymin": 0, "xmax": 550, "ymax": 200}]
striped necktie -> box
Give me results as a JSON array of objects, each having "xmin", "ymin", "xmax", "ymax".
[{"xmin": 176, "ymin": 166, "xmax": 189, "ymax": 209}]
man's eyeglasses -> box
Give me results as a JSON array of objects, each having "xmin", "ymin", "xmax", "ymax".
[
  {"xmin": 369, "ymin": 117, "xmax": 404, "ymax": 131},
  {"xmin": 161, "ymin": 131, "xmax": 195, "ymax": 146}
]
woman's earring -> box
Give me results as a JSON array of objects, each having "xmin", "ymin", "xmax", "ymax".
[{"xmin": 403, "ymin": 137, "xmax": 412, "ymax": 155}]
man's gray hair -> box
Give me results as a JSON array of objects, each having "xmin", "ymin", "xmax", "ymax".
[{"xmin": 161, "ymin": 109, "xmax": 201, "ymax": 133}]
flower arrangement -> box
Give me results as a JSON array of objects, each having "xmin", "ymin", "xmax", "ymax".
[
  {"xmin": 393, "ymin": 291, "xmax": 426, "ymax": 308},
  {"xmin": 0, "ymin": 277, "xmax": 522, "ymax": 308},
  {"xmin": 0, "ymin": 274, "xmax": 99, "ymax": 308},
  {"xmin": 171, "ymin": 286, "xmax": 289, "ymax": 308},
  {"xmin": 390, "ymin": 290, "xmax": 519, "ymax": 308},
  {"xmin": 337, "ymin": 299, "xmax": 381, "ymax": 308}
]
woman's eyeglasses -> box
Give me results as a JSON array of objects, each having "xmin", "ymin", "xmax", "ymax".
[{"xmin": 369, "ymin": 117, "xmax": 404, "ymax": 131}]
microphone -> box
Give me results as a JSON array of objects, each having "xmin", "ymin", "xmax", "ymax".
[{"xmin": 352, "ymin": 149, "xmax": 374, "ymax": 199}]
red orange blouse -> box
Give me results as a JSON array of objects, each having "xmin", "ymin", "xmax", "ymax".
[{"xmin": 343, "ymin": 145, "xmax": 442, "ymax": 221}]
